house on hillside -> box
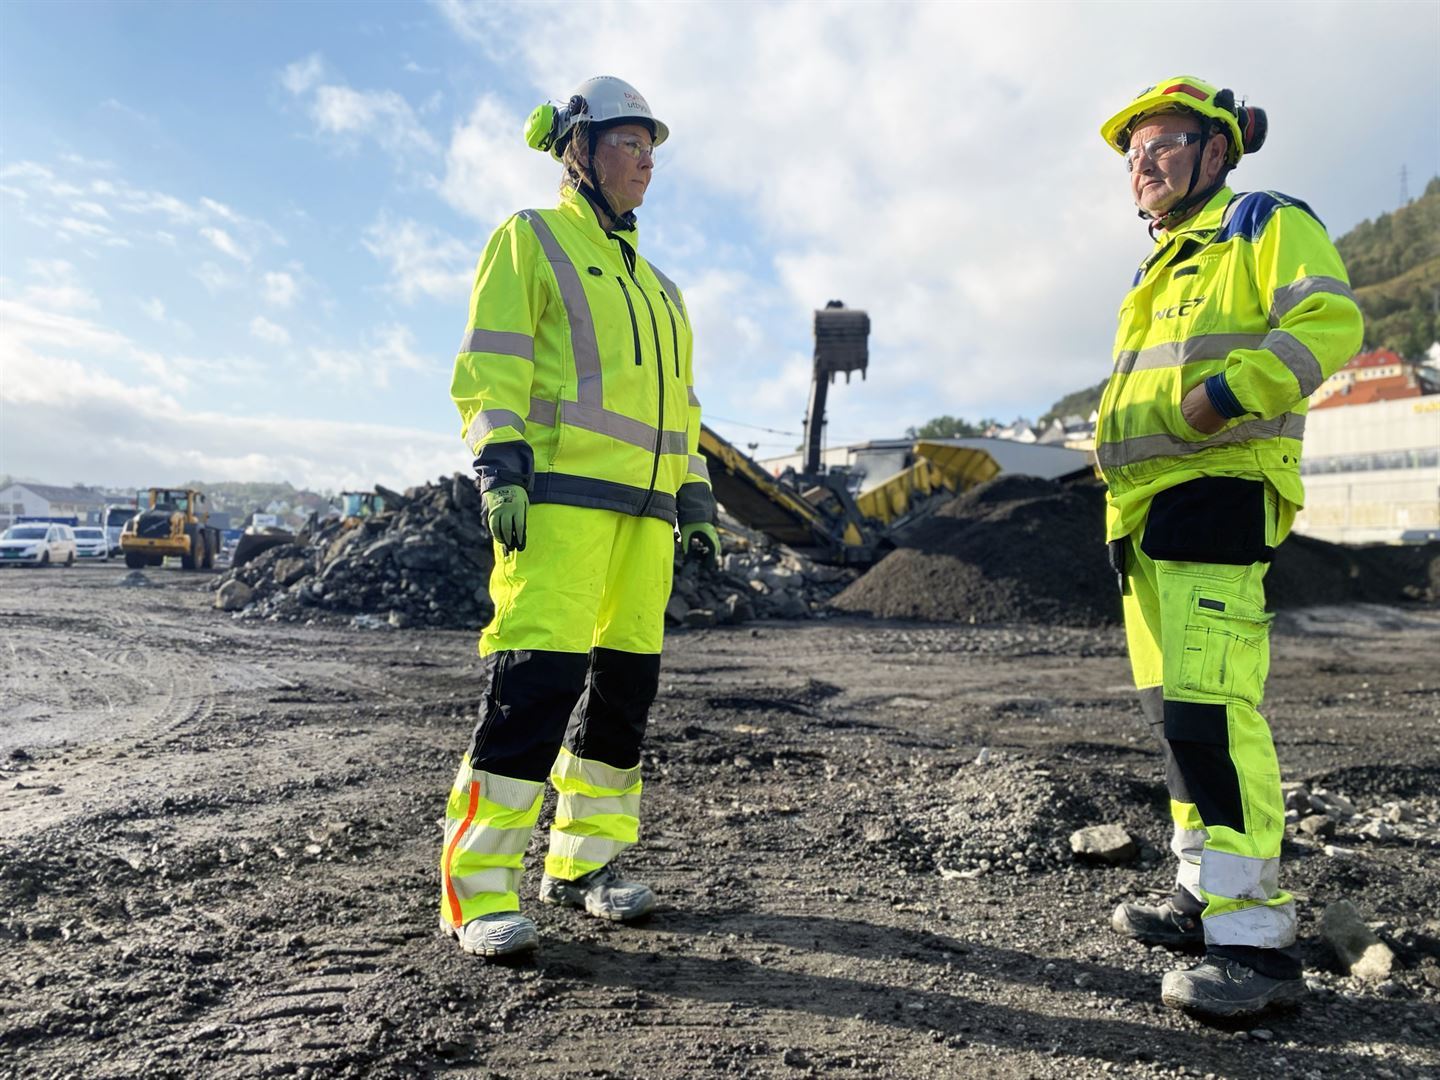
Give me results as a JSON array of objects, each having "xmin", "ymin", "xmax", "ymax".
[
  {"xmin": 0, "ymin": 482, "xmax": 114, "ymax": 530},
  {"xmin": 1312, "ymin": 349, "xmax": 1434, "ymax": 410}
]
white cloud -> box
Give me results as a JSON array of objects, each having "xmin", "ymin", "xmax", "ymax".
[
  {"xmin": 141, "ymin": 297, "xmax": 167, "ymax": 322},
  {"xmin": 361, "ymin": 214, "xmax": 472, "ymax": 303},
  {"xmin": 194, "ymin": 262, "xmax": 234, "ymax": 295},
  {"xmin": 282, "ymin": 53, "xmax": 325, "ymax": 95},
  {"xmin": 69, "ymin": 200, "xmax": 111, "ymax": 219},
  {"xmin": 200, "ymin": 225, "xmax": 250, "ymax": 263},
  {"xmin": 2, "ymin": 299, "xmax": 455, "ymax": 490},
  {"xmin": 12, "ymin": 259, "xmax": 100, "ymax": 313},
  {"xmin": 309, "ymin": 323, "xmax": 437, "ymax": 390},
  {"xmin": 249, "ymin": 315, "xmax": 292, "ymax": 346},
  {"xmin": 2, "ymin": 350, "xmax": 455, "ymax": 491},
  {"xmin": 262, "ymin": 270, "xmax": 300, "ymax": 308},
  {"xmin": 0, "ymin": 299, "xmax": 185, "ymax": 392},
  {"xmin": 283, "ymin": 56, "xmax": 439, "ymax": 160},
  {"xmin": 438, "ymin": 94, "xmax": 556, "ymax": 224}
]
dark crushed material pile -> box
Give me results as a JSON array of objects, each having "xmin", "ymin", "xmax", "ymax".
[
  {"xmin": 1267, "ymin": 532, "xmax": 1440, "ymax": 608},
  {"xmin": 831, "ymin": 475, "xmax": 1117, "ymax": 625},
  {"xmin": 832, "ymin": 474, "xmax": 1440, "ymax": 624}
]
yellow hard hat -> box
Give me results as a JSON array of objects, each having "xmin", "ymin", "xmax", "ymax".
[{"xmin": 1100, "ymin": 77, "xmax": 1265, "ymax": 166}]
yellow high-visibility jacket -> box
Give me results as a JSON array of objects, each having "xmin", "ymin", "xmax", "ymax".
[
  {"xmin": 451, "ymin": 188, "xmax": 715, "ymax": 526},
  {"xmin": 1096, "ymin": 186, "xmax": 1364, "ymax": 541}
]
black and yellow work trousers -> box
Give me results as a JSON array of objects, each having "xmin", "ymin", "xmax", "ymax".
[
  {"xmin": 1120, "ymin": 476, "xmax": 1298, "ymax": 971},
  {"xmin": 440, "ymin": 504, "xmax": 674, "ymax": 928}
]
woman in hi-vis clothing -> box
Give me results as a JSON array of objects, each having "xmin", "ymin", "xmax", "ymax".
[{"xmin": 438, "ymin": 76, "xmax": 718, "ymax": 958}]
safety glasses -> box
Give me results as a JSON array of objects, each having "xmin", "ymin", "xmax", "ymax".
[
  {"xmin": 1124, "ymin": 131, "xmax": 1199, "ymax": 171},
  {"xmin": 601, "ymin": 132, "xmax": 656, "ymax": 163}
]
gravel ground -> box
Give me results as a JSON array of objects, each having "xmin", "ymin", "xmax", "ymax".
[{"xmin": 2, "ymin": 564, "xmax": 1438, "ymax": 1079}]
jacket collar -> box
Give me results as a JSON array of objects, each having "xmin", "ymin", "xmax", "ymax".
[
  {"xmin": 558, "ymin": 186, "xmax": 640, "ymax": 251},
  {"xmin": 1159, "ymin": 185, "xmax": 1235, "ymax": 239}
]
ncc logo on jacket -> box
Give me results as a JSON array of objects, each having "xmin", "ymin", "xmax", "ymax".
[{"xmin": 1153, "ymin": 295, "xmax": 1207, "ymax": 321}]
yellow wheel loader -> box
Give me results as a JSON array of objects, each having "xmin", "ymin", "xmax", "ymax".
[{"xmin": 119, "ymin": 489, "xmax": 221, "ymax": 570}]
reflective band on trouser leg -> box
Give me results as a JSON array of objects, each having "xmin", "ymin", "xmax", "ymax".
[
  {"xmin": 439, "ymin": 756, "xmax": 544, "ymax": 927},
  {"xmin": 545, "ymin": 747, "xmax": 642, "ymax": 881}
]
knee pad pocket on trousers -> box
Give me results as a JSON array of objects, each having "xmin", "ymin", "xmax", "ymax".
[
  {"xmin": 1163, "ymin": 699, "xmax": 1244, "ymax": 831},
  {"xmin": 1174, "ymin": 585, "xmax": 1269, "ymax": 708},
  {"xmin": 566, "ymin": 648, "xmax": 661, "ymax": 769},
  {"xmin": 468, "ymin": 649, "xmax": 591, "ymax": 780}
]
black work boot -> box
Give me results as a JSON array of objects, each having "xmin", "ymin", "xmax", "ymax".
[
  {"xmin": 1161, "ymin": 953, "xmax": 1306, "ymax": 1018},
  {"xmin": 1111, "ymin": 888, "xmax": 1204, "ymax": 948}
]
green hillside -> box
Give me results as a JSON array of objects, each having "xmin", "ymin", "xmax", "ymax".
[{"xmin": 1337, "ymin": 175, "xmax": 1440, "ymax": 357}]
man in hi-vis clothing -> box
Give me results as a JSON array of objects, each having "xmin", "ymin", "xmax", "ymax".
[
  {"xmin": 1096, "ymin": 77, "xmax": 1362, "ymax": 1016},
  {"xmin": 438, "ymin": 76, "xmax": 719, "ymax": 958}
]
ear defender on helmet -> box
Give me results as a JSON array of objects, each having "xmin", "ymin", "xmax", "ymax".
[
  {"xmin": 524, "ymin": 103, "xmax": 560, "ymax": 152},
  {"xmin": 1213, "ymin": 88, "xmax": 1267, "ymax": 159},
  {"xmin": 1237, "ymin": 104, "xmax": 1267, "ymax": 155}
]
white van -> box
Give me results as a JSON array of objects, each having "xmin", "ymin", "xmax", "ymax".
[
  {"xmin": 73, "ymin": 526, "xmax": 111, "ymax": 560},
  {"xmin": 0, "ymin": 523, "xmax": 78, "ymax": 567}
]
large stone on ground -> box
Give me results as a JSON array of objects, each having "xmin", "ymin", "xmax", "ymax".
[
  {"xmin": 272, "ymin": 557, "xmax": 309, "ymax": 587},
  {"xmin": 216, "ymin": 580, "xmax": 254, "ymax": 612},
  {"xmin": 1320, "ymin": 900, "xmax": 1394, "ymax": 981},
  {"xmin": 1069, "ymin": 824, "xmax": 1138, "ymax": 864}
]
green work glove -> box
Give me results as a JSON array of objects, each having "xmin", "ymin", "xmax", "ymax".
[
  {"xmin": 484, "ymin": 484, "xmax": 528, "ymax": 554},
  {"xmin": 679, "ymin": 522, "xmax": 720, "ymax": 569}
]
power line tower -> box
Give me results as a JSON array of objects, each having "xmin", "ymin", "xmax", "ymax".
[{"xmin": 1399, "ymin": 163, "xmax": 1410, "ymax": 207}]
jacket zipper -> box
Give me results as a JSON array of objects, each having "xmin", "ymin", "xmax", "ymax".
[
  {"xmin": 660, "ymin": 292, "xmax": 680, "ymax": 378},
  {"xmin": 630, "ymin": 273, "xmax": 665, "ymax": 516},
  {"xmin": 616, "ymin": 278, "xmax": 642, "ymax": 366}
]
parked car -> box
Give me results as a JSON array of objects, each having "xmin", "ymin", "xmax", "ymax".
[
  {"xmin": 72, "ymin": 526, "xmax": 111, "ymax": 560},
  {"xmin": 0, "ymin": 524, "xmax": 78, "ymax": 567}
]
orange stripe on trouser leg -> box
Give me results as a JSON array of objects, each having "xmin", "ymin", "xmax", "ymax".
[{"xmin": 442, "ymin": 781, "xmax": 480, "ymax": 928}]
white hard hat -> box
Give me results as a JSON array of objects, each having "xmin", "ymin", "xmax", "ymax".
[{"xmin": 524, "ymin": 75, "xmax": 669, "ymax": 160}]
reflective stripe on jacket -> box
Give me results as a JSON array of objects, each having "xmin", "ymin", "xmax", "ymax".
[
  {"xmin": 451, "ymin": 188, "xmax": 716, "ymax": 525},
  {"xmin": 1096, "ymin": 187, "xmax": 1364, "ymax": 541}
]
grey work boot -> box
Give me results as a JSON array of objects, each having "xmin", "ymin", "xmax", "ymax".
[
  {"xmin": 1112, "ymin": 890, "xmax": 1205, "ymax": 949},
  {"xmin": 539, "ymin": 862, "xmax": 655, "ymax": 922},
  {"xmin": 441, "ymin": 912, "xmax": 539, "ymax": 958},
  {"xmin": 1161, "ymin": 956, "xmax": 1306, "ymax": 1018}
]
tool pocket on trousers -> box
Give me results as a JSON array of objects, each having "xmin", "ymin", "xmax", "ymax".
[{"xmin": 1178, "ymin": 587, "xmax": 1270, "ymax": 707}]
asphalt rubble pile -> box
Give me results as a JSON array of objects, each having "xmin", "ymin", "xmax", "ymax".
[
  {"xmin": 210, "ymin": 477, "xmax": 856, "ymax": 630},
  {"xmin": 832, "ymin": 473, "xmax": 1440, "ymax": 624}
]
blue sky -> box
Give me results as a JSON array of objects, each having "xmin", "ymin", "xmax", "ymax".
[{"xmin": 3, "ymin": 0, "xmax": 1437, "ymax": 492}]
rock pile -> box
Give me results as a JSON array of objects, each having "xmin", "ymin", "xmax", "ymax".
[
  {"xmin": 666, "ymin": 523, "xmax": 857, "ymax": 628},
  {"xmin": 213, "ymin": 477, "xmax": 494, "ymax": 629},
  {"xmin": 210, "ymin": 477, "xmax": 855, "ymax": 630},
  {"xmin": 1284, "ymin": 780, "xmax": 1435, "ymax": 848}
]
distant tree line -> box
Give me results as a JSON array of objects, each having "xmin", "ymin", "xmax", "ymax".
[{"xmin": 903, "ymin": 415, "xmax": 998, "ymax": 439}]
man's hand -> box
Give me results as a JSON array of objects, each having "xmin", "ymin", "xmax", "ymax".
[
  {"xmin": 483, "ymin": 484, "xmax": 528, "ymax": 554},
  {"xmin": 1180, "ymin": 383, "xmax": 1227, "ymax": 435},
  {"xmin": 679, "ymin": 522, "xmax": 720, "ymax": 570}
]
